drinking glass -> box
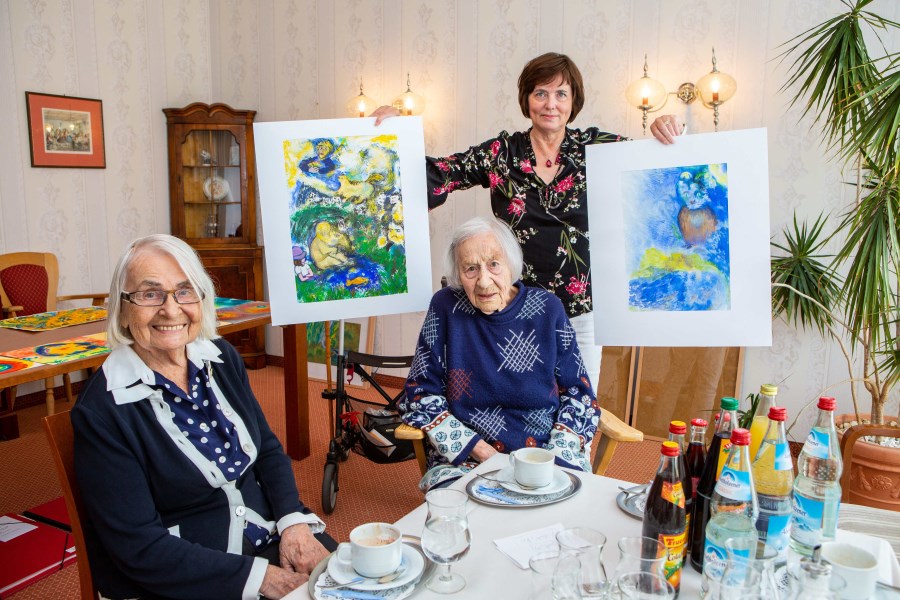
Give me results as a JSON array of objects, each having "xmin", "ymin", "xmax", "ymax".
[
  {"xmin": 720, "ymin": 537, "xmax": 780, "ymax": 599},
  {"xmin": 556, "ymin": 527, "xmax": 609, "ymax": 599},
  {"xmin": 616, "ymin": 572, "xmax": 675, "ymax": 599},
  {"xmin": 611, "ymin": 537, "xmax": 666, "ymax": 598},
  {"xmin": 528, "ymin": 551, "xmax": 582, "ymax": 600},
  {"xmin": 421, "ymin": 489, "xmax": 470, "ymax": 594}
]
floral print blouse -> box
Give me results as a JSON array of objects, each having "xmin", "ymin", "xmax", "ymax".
[{"xmin": 426, "ymin": 127, "xmax": 624, "ymax": 318}]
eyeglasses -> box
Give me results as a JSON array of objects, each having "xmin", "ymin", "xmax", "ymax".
[{"xmin": 121, "ymin": 288, "xmax": 203, "ymax": 307}]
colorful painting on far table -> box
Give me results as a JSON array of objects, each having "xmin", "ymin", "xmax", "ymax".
[
  {"xmin": 0, "ymin": 306, "xmax": 107, "ymax": 331},
  {"xmin": 214, "ymin": 298, "xmax": 271, "ymax": 320},
  {"xmin": 0, "ymin": 333, "xmax": 109, "ymax": 365},
  {"xmin": 0, "ymin": 357, "xmax": 38, "ymax": 374}
]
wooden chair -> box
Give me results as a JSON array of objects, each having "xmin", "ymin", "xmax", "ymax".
[
  {"xmin": 0, "ymin": 252, "xmax": 107, "ymax": 414},
  {"xmin": 396, "ymin": 410, "xmax": 643, "ymax": 477},
  {"xmin": 838, "ymin": 423, "xmax": 900, "ymax": 504},
  {"xmin": 42, "ymin": 410, "xmax": 98, "ymax": 600}
]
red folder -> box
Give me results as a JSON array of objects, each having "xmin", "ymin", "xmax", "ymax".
[
  {"xmin": 0, "ymin": 513, "xmax": 76, "ymax": 597},
  {"xmin": 22, "ymin": 497, "xmax": 71, "ymax": 532}
]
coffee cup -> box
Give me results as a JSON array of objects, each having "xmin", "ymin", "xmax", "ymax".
[
  {"xmin": 821, "ymin": 542, "xmax": 878, "ymax": 600},
  {"xmin": 336, "ymin": 522, "xmax": 403, "ymax": 578},
  {"xmin": 509, "ymin": 447, "xmax": 555, "ymax": 489}
]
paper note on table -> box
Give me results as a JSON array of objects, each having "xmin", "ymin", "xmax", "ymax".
[
  {"xmin": 494, "ymin": 522, "xmax": 565, "ymax": 569},
  {"xmin": 0, "ymin": 516, "xmax": 38, "ymax": 542}
]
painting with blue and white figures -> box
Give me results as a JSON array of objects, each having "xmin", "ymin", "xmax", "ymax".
[
  {"xmin": 282, "ymin": 134, "xmax": 408, "ymax": 303},
  {"xmin": 621, "ymin": 163, "xmax": 730, "ymax": 312}
]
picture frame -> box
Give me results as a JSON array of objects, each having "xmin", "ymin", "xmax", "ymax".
[
  {"xmin": 25, "ymin": 92, "xmax": 106, "ymax": 168},
  {"xmin": 306, "ymin": 316, "xmax": 376, "ymax": 387}
]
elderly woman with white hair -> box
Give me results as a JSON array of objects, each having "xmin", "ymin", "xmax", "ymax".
[
  {"xmin": 399, "ymin": 217, "xmax": 599, "ymax": 491},
  {"xmin": 72, "ymin": 234, "xmax": 333, "ymax": 600}
]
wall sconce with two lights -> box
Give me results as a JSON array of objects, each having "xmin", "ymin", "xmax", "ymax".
[
  {"xmin": 345, "ymin": 73, "xmax": 426, "ymax": 117},
  {"xmin": 625, "ymin": 48, "xmax": 736, "ymax": 134}
]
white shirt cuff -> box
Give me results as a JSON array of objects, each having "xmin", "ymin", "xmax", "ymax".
[
  {"xmin": 244, "ymin": 556, "xmax": 269, "ymax": 600},
  {"xmin": 277, "ymin": 511, "xmax": 325, "ymax": 535}
]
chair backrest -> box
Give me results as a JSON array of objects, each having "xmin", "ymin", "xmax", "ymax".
[
  {"xmin": 42, "ymin": 410, "xmax": 98, "ymax": 600},
  {"xmin": 0, "ymin": 252, "xmax": 60, "ymax": 316},
  {"xmin": 839, "ymin": 423, "xmax": 900, "ymax": 504}
]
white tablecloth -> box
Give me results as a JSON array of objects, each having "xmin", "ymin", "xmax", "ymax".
[{"xmin": 287, "ymin": 453, "xmax": 900, "ymax": 599}]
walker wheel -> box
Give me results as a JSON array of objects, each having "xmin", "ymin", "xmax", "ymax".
[{"xmin": 321, "ymin": 462, "xmax": 338, "ymax": 514}]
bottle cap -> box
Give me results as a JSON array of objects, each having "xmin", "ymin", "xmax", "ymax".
[
  {"xmin": 661, "ymin": 441, "xmax": 680, "ymax": 456},
  {"xmin": 760, "ymin": 384, "xmax": 778, "ymax": 396},
  {"xmin": 731, "ymin": 428, "xmax": 750, "ymax": 445},
  {"xmin": 669, "ymin": 421, "xmax": 687, "ymax": 435},
  {"xmin": 818, "ymin": 397, "xmax": 837, "ymax": 411},
  {"xmin": 720, "ymin": 397, "xmax": 739, "ymax": 410},
  {"xmin": 690, "ymin": 418, "xmax": 708, "ymax": 428},
  {"xmin": 768, "ymin": 406, "xmax": 787, "ymax": 421}
]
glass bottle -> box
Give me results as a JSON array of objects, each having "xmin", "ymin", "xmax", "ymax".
[
  {"xmin": 790, "ymin": 397, "xmax": 843, "ymax": 556},
  {"xmin": 642, "ymin": 441, "xmax": 687, "ymax": 596},
  {"xmin": 689, "ymin": 397, "xmax": 738, "ymax": 573},
  {"xmin": 701, "ymin": 428, "xmax": 759, "ymax": 598},
  {"xmin": 752, "ymin": 405, "xmax": 794, "ymax": 556},
  {"xmin": 748, "ymin": 384, "xmax": 778, "ymax": 460},
  {"xmin": 668, "ymin": 421, "xmax": 693, "ymax": 556}
]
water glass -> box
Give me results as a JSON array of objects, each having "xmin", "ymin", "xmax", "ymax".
[
  {"xmin": 720, "ymin": 537, "xmax": 780, "ymax": 599},
  {"xmin": 421, "ymin": 489, "xmax": 470, "ymax": 594},
  {"xmin": 617, "ymin": 572, "xmax": 675, "ymax": 599},
  {"xmin": 556, "ymin": 527, "xmax": 609, "ymax": 599},
  {"xmin": 611, "ymin": 537, "xmax": 665, "ymax": 600},
  {"xmin": 529, "ymin": 551, "xmax": 582, "ymax": 600}
]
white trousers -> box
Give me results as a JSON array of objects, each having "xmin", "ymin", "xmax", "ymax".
[{"xmin": 569, "ymin": 312, "xmax": 602, "ymax": 394}]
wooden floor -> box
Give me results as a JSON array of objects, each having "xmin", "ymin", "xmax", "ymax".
[{"xmin": 0, "ymin": 364, "xmax": 660, "ymax": 599}]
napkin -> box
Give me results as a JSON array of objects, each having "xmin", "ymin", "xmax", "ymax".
[
  {"xmin": 493, "ymin": 523, "xmax": 565, "ymax": 569},
  {"xmin": 835, "ymin": 528, "xmax": 900, "ymax": 587}
]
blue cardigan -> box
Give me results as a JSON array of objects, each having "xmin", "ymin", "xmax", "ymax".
[
  {"xmin": 72, "ymin": 338, "xmax": 318, "ymax": 600},
  {"xmin": 401, "ymin": 283, "xmax": 599, "ymax": 490}
]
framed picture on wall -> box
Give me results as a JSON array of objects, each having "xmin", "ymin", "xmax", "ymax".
[
  {"xmin": 25, "ymin": 92, "xmax": 106, "ymax": 168},
  {"xmin": 306, "ymin": 317, "xmax": 376, "ymax": 387}
]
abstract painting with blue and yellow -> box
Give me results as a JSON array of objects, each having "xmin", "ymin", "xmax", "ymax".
[
  {"xmin": 621, "ymin": 163, "xmax": 730, "ymax": 311},
  {"xmin": 282, "ymin": 135, "xmax": 407, "ymax": 303}
]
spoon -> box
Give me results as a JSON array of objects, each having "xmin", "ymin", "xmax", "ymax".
[{"xmin": 320, "ymin": 567, "xmax": 407, "ymax": 590}]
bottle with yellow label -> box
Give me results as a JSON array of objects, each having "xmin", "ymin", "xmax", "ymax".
[
  {"xmin": 642, "ymin": 441, "xmax": 687, "ymax": 595},
  {"xmin": 749, "ymin": 384, "xmax": 778, "ymax": 460}
]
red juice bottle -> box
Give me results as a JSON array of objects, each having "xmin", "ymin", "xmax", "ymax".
[
  {"xmin": 667, "ymin": 421, "xmax": 693, "ymax": 555},
  {"xmin": 684, "ymin": 418, "xmax": 708, "ymax": 553},
  {"xmin": 689, "ymin": 396, "xmax": 738, "ymax": 572},
  {"xmin": 642, "ymin": 441, "xmax": 687, "ymax": 595}
]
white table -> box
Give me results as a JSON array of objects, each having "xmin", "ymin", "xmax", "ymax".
[{"xmin": 289, "ymin": 453, "xmax": 900, "ymax": 599}]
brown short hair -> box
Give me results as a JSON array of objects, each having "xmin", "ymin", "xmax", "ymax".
[{"xmin": 517, "ymin": 53, "xmax": 585, "ymax": 123}]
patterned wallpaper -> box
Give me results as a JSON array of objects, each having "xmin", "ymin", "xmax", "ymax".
[{"xmin": 0, "ymin": 0, "xmax": 897, "ymax": 430}]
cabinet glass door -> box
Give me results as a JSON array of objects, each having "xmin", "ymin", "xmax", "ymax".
[{"xmin": 179, "ymin": 129, "xmax": 243, "ymax": 240}]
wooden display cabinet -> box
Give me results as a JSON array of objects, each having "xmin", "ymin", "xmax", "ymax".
[{"xmin": 163, "ymin": 103, "xmax": 266, "ymax": 369}]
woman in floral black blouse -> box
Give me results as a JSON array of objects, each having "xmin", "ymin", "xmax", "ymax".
[{"xmin": 374, "ymin": 52, "xmax": 683, "ymax": 390}]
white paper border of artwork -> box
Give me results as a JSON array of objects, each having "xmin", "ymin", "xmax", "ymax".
[
  {"xmin": 254, "ymin": 117, "xmax": 432, "ymax": 325},
  {"xmin": 586, "ymin": 128, "xmax": 772, "ymax": 347}
]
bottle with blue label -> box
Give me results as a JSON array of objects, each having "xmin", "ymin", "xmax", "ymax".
[
  {"xmin": 701, "ymin": 428, "xmax": 758, "ymax": 598},
  {"xmin": 790, "ymin": 396, "xmax": 843, "ymax": 556},
  {"xmin": 752, "ymin": 405, "xmax": 794, "ymax": 556}
]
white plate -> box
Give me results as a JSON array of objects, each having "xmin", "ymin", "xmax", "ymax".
[
  {"xmin": 203, "ymin": 176, "xmax": 230, "ymax": 201},
  {"xmin": 325, "ymin": 542, "xmax": 424, "ymax": 591},
  {"xmin": 496, "ymin": 466, "xmax": 570, "ymax": 496}
]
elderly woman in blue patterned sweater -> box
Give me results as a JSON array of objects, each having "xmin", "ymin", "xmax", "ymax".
[{"xmin": 399, "ymin": 216, "xmax": 599, "ymax": 491}]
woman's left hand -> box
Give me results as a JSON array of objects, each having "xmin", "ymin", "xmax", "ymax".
[
  {"xmin": 279, "ymin": 524, "xmax": 330, "ymax": 576},
  {"xmin": 650, "ymin": 114, "xmax": 686, "ymax": 145}
]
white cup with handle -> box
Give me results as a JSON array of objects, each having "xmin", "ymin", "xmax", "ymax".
[
  {"xmin": 335, "ymin": 522, "xmax": 403, "ymax": 578},
  {"xmin": 821, "ymin": 542, "xmax": 879, "ymax": 600},
  {"xmin": 509, "ymin": 447, "xmax": 555, "ymax": 489}
]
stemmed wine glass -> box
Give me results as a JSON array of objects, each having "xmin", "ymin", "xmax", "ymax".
[{"xmin": 421, "ymin": 488, "xmax": 471, "ymax": 594}]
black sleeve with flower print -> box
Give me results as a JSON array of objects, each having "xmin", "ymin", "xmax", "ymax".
[{"xmin": 426, "ymin": 127, "xmax": 624, "ymax": 319}]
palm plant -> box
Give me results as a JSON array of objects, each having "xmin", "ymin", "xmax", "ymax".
[{"xmin": 772, "ymin": 0, "xmax": 900, "ymax": 428}]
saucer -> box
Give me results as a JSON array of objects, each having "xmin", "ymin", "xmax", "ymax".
[
  {"xmin": 326, "ymin": 543, "xmax": 424, "ymax": 591},
  {"xmin": 496, "ymin": 466, "xmax": 570, "ymax": 496}
]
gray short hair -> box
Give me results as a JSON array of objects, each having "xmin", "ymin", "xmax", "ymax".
[
  {"xmin": 444, "ymin": 217, "xmax": 523, "ymax": 290},
  {"xmin": 107, "ymin": 234, "xmax": 219, "ymax": 348}
]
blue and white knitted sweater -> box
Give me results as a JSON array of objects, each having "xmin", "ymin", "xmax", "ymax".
[{"xmin": 400, "ymin": 282, "xmax": 599, "ymax": 490}]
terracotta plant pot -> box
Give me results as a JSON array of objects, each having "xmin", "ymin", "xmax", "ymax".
[{"xmin": 835, "ymin": 413, "xmax": 900, "ymax": 511}]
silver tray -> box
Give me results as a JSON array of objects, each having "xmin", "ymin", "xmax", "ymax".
[
  {"xmin": 465, "ymin": 468, "xmax": 582, "ymax": 508},
  {"xmin": 615, "ymin": 489, "xmax": 647, "ymax": 520},
  {"xmin": 307, "ymin": 534, "xmax": 434, "ymax": 598}
]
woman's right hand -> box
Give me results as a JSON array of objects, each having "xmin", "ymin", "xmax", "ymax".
[
  {"xmin": 260, "ymin": 564, "xmax": 307, "ymax": 599},
  {"xmin": 372, "ymin": 105, "xmax": 400, "ymax": 126},
  {"xmin": 470, "ymin": 439, "xmax": 498, "ymax": 462}
]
